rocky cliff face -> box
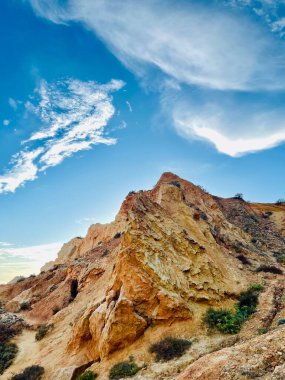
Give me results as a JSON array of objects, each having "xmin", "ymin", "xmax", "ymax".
[{"xmin": 1, "ymin": 172, "xmax": 285, "ymax": 380}]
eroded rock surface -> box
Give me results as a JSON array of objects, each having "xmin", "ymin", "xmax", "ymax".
[{"xmin": 0, "ymin": 172, "xmax": 285, "ymax": 380}]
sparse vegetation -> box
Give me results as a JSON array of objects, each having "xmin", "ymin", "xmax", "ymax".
[
  {"xmin": 76, "ymin": 370, "xmax": 98, "ymax": 380},
  {"xmin": 233, "ymin": 242, "xmax": 244, "ymax": 254},
  {"xmin": 276, "ymin": 199, "xmax": 285, "ymax": 205},
  {"xmin": 236, "ymin": 254, "xmax": 251, "ymax": 265},
  {"xmin": 149, "ymin": 337, "xmax": 192, "ymax": 362},
  {"xmin": 109, "ymin": 357, "xmax": 141, "ymax": 379},
  {"xmin": 16, "ymin": 277, "xmax": 25, "ymax": 283},
  {"xmin": 0, "ymin": 322, "xmax": 21, "ymax": 375},
  {"xmin": 10, "ymin": 365, "xmax": 44, "ymax": 379},
  {"xmin": 200, "ymin": 212, "xmax": 208, "ymax": 221},
  {"xmin": 20, "ymin": 301, "xmax": 31, "ymax": 311},
  {"xmin": 101, "ymin": 249, "xmax": 108, "ymax": 257},
  {"xmin": 0, "ymin": 342, "xmax": 18, "ymax": 375},
  {"xmin": 204, "ymin": 285, "xmax": 262, "ymax": 334},
  {"xmin": 273, "ymin": 251, "xmax": 285, "ymax": 264},
  {"xmin": 256, "ymin": 265, "xmax": 283, "ymax": 275},
  {"xmin": 35, "ymin": 324, "xmax": 53, "ymax": 341},
  {"xmin": 249, "ymin": 284, "xmax": 264, "ymax": 292},
  {"xmin": 234, "ymin": 193, "xmax": 244, "ymax": 200},
  {"xmin": 169, "ymin": 181, "xmax": 181, "ymax": 188},
  {"xmin": 257, "ymin": 328, "xmax": 268, "ymax": 335},
  {"xmin": 197, "ymin": 185, "xmax": 208, "ymax": 193},
  {"xmin": 0, "ymin": 323, "xmax": 20, "ymax": 344},
  {"xmin": 262, "ymin": 211, "xmax": 272, "ymax": 218},
  {"xmin": 277, "ymin": 318, "xmax": 285, "ymax": 326}
]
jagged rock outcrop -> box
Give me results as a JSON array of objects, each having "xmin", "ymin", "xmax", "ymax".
[{"xmin": 0, "ymin": 172, "xmax": 285, "ymax": 380}]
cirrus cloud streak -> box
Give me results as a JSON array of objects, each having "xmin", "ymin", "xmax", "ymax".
[
  {"xmin": 27, "ymin": 0, "xmax": 285, "ymax": 156},
  {"xmin": 0, "ymin": 78, "xmax": 124, "ymax": 193}
]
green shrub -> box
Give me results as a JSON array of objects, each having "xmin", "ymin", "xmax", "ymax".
[
  {"xmin": 77, "ymin": 370, "xmax": 98, "ymax": 380},
  {"xmin": 149, "ymin": 337, "xmax": 192, "ymax": 362},
  {"xmin": 204, "ymin": 285, "xmax": 262, "ymax": 334},
  {"xmin": 249, "ymin": 284, "xmax": 264, "ymax": 292},
  {"xmin": 109, "ymin": 358, "xmax": 141, "ymax": 379},
  {"xmin": 35, "ymin": 324, "xmax": 53, "ymax": 341},
  {"xmin": 10, "ymin": 365, "xmax": 44, "ymax": 379},
  {"xmin": 277, "ymin": 318, "xmax": 285, "ymax": 326},
  {"xmin": 257, "ymin": 328, "xmax": 268, "ymax": 335},
  {"xmin": 237, "ymin": 287, "xmax": 260, "ymax": 316},
  {"xmin": 0, "ymin": 342, "xmax": 18, "ymax": 375},
  {"xmin": 203, "ymin": 308, "xmax": 243, "ymax": 334}
]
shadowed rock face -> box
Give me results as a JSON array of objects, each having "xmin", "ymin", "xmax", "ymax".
[{"xmin": 1, "ymin": 172, "xmax": 285, "ymax": 380}]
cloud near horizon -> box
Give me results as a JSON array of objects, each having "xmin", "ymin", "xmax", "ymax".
[
  {"xmin": 28, "ymin": 0, "xmax": 285, "ymax": 156},
  {"xmin": 0, "ymin": 241, "xmax": 62, "ymax": 283},
  {"xmin": 0, "ymin": 78, "xmax": 124, "ymax": 193}
]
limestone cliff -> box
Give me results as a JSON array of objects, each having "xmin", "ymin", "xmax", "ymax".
[{"xmin": 1, "ymin": 172, "xmax": 285, "ymax": 380}]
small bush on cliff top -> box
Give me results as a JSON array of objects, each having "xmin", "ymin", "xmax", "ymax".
[
  {"xmin": 149, "ymin": 337, "xmax": 192, "ymax": 362},
  {"xmin": 109, "ymin": 357, "xmax": 141, "ymax": 379},
  {"xmin": 0, "ymin": 342, "xmax": 18, "ymax": 375},
  {"xmin": 204, "ymin": 286, "xmax": 262, "ymax": 334},
  {"xmin": 10, "ymin": 365, "xmax": 44, "ymax": 380},
  {"xmin": 76, "ymin": 370, "xmax": 98, "ymax": 380}
]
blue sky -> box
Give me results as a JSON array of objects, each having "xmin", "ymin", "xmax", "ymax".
[{"xmin": 1, "ymin": 0, "xmax": 285, "ymax": 282}]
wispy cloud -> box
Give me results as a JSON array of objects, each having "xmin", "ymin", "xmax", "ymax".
[
  {"xmin": 75, "ymin": 217, "xmax": 97, "ymax": 224},
  {"xmin": 0, "ymin": 241, "xmax": 62, "ymax": 283},
  {"xmin": 0, "ymin": 148, "xmax": 43, "ymax": 193},
  {"xmin": 28, "ymin": 0, "xmax": 285, "ymax": 156},
  {"xmin": 28, "ymin": 0, "xmax": 285, "ymax": 91},
  {"xmin": 0, "ymin": 78, "xmax": 124, "ymax": 193},
  {"xmin": 8, "ymin": 97, "xmax": 19, "ymax": 110}
]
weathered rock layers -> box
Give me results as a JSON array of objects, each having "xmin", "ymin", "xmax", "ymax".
[{"xmin": 1, "ymin": 172, "xmax": 285, "ymax": 379}]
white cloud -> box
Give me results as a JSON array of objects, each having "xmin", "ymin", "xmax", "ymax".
[
  {"xmin": 0, "ymin": 78, "xmax": 124, "ymax": 193},
  {"xmin": 28, "ymin": 0, "xmax": 285, "ymax": 91},
  {"xmin": 176, "ymin": 117, "xmax": 285, "ymax": 157},
  {"xmin": 28, "ymin": 0, "xmax": 285, "ymax": 156},
  {"xmin": 8, "ymin": 97, "xmax": 18, "ymax": 110},
  {"xmin": 0, "ymin": 241, "xmax": 13, "ymax": 247},
  {"xmin": 3, "ymin": 119, "xmax": 10, "ymax": 126},
  {"xmin": 172, "ymin": 90, "xmax": 285, "ymax": 156},
  {"xmin": 0, "ymin": 241, "xmax": 62, "ymax": 283},
  {"xmin": 0, "ymin": 148, "xmax": 43, "ymax": 193},
  {"xmin": 126, "ymin": 101, "xmax": 132, "ymax": 113}
]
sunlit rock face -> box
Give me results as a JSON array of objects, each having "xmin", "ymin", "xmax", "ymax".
[{"xmin": 1, "ymin": 172, "xmax": 285, "ymax": 380}]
